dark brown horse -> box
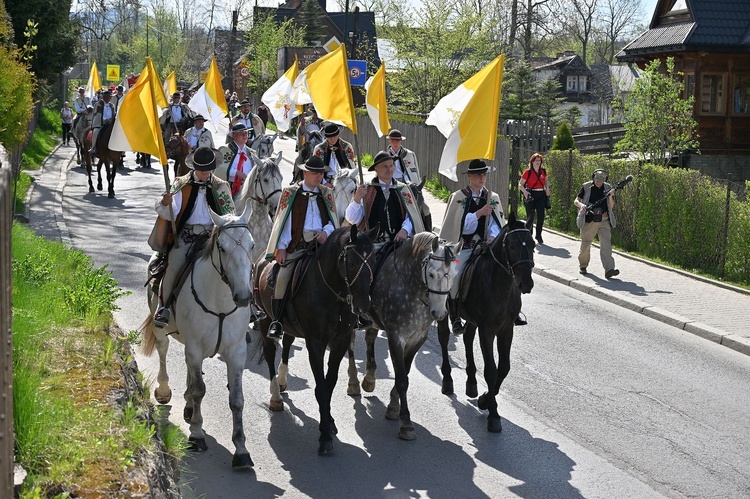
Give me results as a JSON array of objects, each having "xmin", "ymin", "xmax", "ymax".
[
  {"xmin": 437, "ymin": 213, "xmax": 535, "ymax": 433},
  {"xmin": 166, "ymin": 133, "xmax": 190, "ymax": 178},
  {"xmin": 89, "ymin": 122, "xmax": 121, "ymax": 198}
]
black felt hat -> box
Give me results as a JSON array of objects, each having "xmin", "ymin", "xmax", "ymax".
[
  {"xmin": 368, "ymin": 150, "xmax": 395, "ymax": 171},
  {"xmin": 231, "ymin": 123, "xmax": 249, "ymax": 133},
  {"xmin": 193, "ymin": 114, "xmax": 205, "ymax": 121},
  {"xmin": 190, "ymin": 147, "xmax": 219, "ymax": 171},
  {"xmin": 323, "ymin": 123, "xmax": 340, "ymax": 137},
  {"xmin": 464, "ymin": 159, "xmax": 489, "ymax": 174},
  {"xmin": 172, "ymin": 92, "xmax": 181, "ymax": 99},
  {"xmin": 386, "ymin": 129, "xmax": 406, "ymax": 140},
  {"xmin": 299, "ymin": 155, "xmax": 327, "ymax": 174},
  {"xmin": 240, "ymin": 99, "xmax": 251, "ymax": 106}
]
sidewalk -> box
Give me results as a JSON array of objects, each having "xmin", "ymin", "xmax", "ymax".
[{"xmin": 420, "ymin": 188, "xmax": 750, "ymax": 358}]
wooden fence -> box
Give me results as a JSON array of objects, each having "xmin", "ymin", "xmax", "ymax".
[
  {"xmin": 0, "ymin": 167, "xmax": 13, "ymax": 497},
  {"xmin": 339, "ymin": 115, "xmax": 511, "ymax": 209},
  {"xmin": 572, "ymin": 123, "xmax": 626, "ymax": 156}
]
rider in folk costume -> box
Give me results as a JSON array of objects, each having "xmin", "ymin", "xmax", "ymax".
[
  {"xmin": 184, "ymin": 114, "xmax": 215, "ymax": 152},
  {"xmin": 111, "ymin": 85, "xmax": 126, "ymax": 112},
  {"xmin": 73, "ymin": 86, "xmax": 90, "ymax": 129},
  {"xmin": 89, "ymin": 90, "xmax": 116, "ymax": 157},
  {"xmin": 160, "ymin": 92, "xmax": 194, "ymax": 134},
  {"xmin": 313, "ymin": 123, "xmax": 355, "ymax": 185},
  {"xmin": 149, "ymin": 147, "xmax": 235, "ymax": 327},
  {"xmin": 297, "ymin": 105, "xmax": 323, "ymax": 150},
  {"xmin": 217, "ymin": 123, "xmax": 254, "ymax": 197},
  {"xmin": 440, "ymin": 159, "xmax": 528, "ymax": 333},
  {"xmin": 228, "ymin": 100, "xmax": 264, "ymax": 144},
  {"xmin": 265, "ymin": 155, "xmax": 338, "ymax": 339},
  {"xmin": 386, "ymin": 129, "xmax": 422, "ymax": 185}
]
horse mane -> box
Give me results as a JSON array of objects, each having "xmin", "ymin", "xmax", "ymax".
[{"xmin": 411, "ymin": 232, "xmax": 437, "ymax": 258}]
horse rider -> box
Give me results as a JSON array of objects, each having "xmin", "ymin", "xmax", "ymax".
[
  {"xmin": 386, "ymin": 129, "xmax": 422, "ymax": 185},
  {"xmin": 72, "ymin": 86, "xmax": 90, "ymax": 130},
  {"xmin": 265, "ymin": 155, "xmax": 338, "ymax": 339},
  {"xmin": 297, "ymin": 105, "xmax": 323, "ymax": 151},
  {"xmin": 89, "ymin": 90, "xmax": 116, "ymax": 157},
  {"xmin": 112, "ymin": 85, "xmax": 126, "ymax": 112},
  {"xmin": 228, "ymin": 99, "xmax": 264, "ymax": 145},
  {"xmin": 149, "ymin": 146, "xmax": 235, "ymax": 327},
  {"xmin": 184, "ymin": 114, "xmax": 215, "ymax": 152},
  {"xmin": 313, "ymin": 123, "xmax": 355, "ymax": 186},
  {"xmin": 440, "ymin": 159, "xmax": 527, "ymax": 333},
  {"xmin": 160, "ymin": 91, "xmax": 194, "ymax": 135}
]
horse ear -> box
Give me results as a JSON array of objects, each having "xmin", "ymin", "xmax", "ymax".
[
  {"xmin": 209, "ymin": 208, "xmax": 225, "ymax": 227},
  {"xmin": 239, "ymin": 200, "xmax": 252, "ymax": 224},
  {"xmin": 453, "ymin": 239, "xmax": 463, "ymax": 256},
  {"xmin": 417, "ymin": 176, "xmax": 426, "ymax": 190},
  {"xmin": 275, "ymin": 151, "xmax": 283, "ymax": 165},
  {"xmin": 250, "ymin": 150, "xmax": 262, "ymax": 166},
  {"xmin": 365, "ymin": 224, "xmax": 380, "ymax": 242},
  {"xmin": 349, "ymin": 224, "xmax": 358, "ymax": 242},
  {"xmin": 431, "ymin": 234, "xmax": 439, "ymax": 252}
]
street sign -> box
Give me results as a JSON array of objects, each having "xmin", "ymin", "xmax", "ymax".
[
  {"xmin": 324, "ymin": 37, "xmax": 341, "ymax": 53},
  {"xmin": 348, "ymin": 60, "xmax": 367, "ymax": 86},
  {"xmin": 106, "ymin": 65, "xmax": 120, "ymax": 82},
  {"xmin": 240, "ymin": 67, "xmax": 250, "ymax": 77}
]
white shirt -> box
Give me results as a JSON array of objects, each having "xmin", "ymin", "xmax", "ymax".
[
  {"xmin": 278, "ymin": 185, "xmax": 335, "ymax": 250},
  {"xmin": 462, "ymin": 187, "xmax": 500, "ymax": 238},
  {"xmin": 74, "ymin": 96, "xmax": 90, "ymax": 114},
  {"xmin": 155, "ymin": 187, "xmax": 212, "ymax": 225},
  {"xmin": 227, "ymin": 144, "xmax": 252, "ymax": 182},
  {"xmin": 185, "ymin": 127, "xmax": 206, "ymax": 149},
  {"xmin": 101, "ymin": 102, "xmax": 114, "ymax": 122},
  {"xmin": 228, "ymin": 113, "xmax": 254, "ymax": 136},
  {"xmin": 345, "ymin": 179, "xmax": 414, "ymax": 236},
  {"xmin": 170, "ymin": 104, "xmax": 183, "ymax": 122},
  {"xmin": 327, "ymin": 151, "xmax": 340, "ymax": 178},
  {"xmin": 388, "ymin": 146, "xmax": 409, "ymax": 182}
]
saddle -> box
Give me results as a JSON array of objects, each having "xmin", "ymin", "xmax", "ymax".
[
  {"xmin": 370, "ymin": 241, "xmax": 397, "ymax": 291},
  {"xmin": 457, "ymin": 244, "xmax": 487, "ymax": 304}
]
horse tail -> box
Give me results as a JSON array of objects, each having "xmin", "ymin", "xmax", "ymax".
[{"xmin": 139, "ymin": 315, "xmax": 157, "ymax": 356}]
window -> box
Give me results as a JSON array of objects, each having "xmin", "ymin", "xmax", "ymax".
[
  {"xmin": 685, "ymin": 74, "xmax": 695, "ymax": 100},
  {"xmin": 733, "ymin": 74, "xmax": 750, "ymax": 114},
  {"xmin": 567, "ymin": 76, "xmax": 577, "ymax": 91},
  {"xmin": 701, "ymin": 74, "xmax": 725, "ymax": 114}
]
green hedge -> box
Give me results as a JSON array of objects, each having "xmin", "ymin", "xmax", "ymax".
[{"xmin": 541, "ymin": 150, "xmax": 749, "ymax": 286}]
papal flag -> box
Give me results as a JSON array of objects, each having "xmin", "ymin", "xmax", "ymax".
[
  {"xmin": 163, "ymin": 71, "xmax": 177, "ymax": 103},
  {"xmin": 426, "ymin": 55, "xmax": 504, "ymax": 181},
  {"xmin": 145, "ymin": 57, "xmax": 168, "ymax": 110},
  {"xmin": 292, "ymin": 45, "xmax": 357, "ymax": 133},
  {"xmin": 190, "ymin": 55, "xmax": 230, "ymax": 137},
  {"xmin": 364, "ymin": 62, "xmax": 390, "ymax": 138},
  {"xmin": 262, "ymin": 57, "xmax": 302, "ymax": 132},
  {"xmin": 85, "ymin": 61, "xmax": 102, "ymax": 101},
  {"xmin": 108, "ymin": 59, "xmax": 168, "ymax": 165}
]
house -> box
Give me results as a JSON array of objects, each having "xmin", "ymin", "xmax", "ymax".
[{"xmin": 616, "ymin": 0, "xmax": 750, "ymax": 179}]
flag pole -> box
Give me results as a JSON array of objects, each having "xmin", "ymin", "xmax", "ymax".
[
  {"xmin": 353, "ymin": 132, "xmax": 364, "ymax": 184},
  {"xmin": 161, "ymin": 160, "xmax": 178, "ymax": 239}
]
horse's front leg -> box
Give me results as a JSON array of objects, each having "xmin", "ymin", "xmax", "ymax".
[
  {"xmin": 493, "ymin": 324, "xmax": 514, "ymax": 396},
  {"xmin": 153, "ymin": 329, "xmax": 172, "ymax": 404},
  {"xmin": 277, "ymin": 333, "xmax": 294, "ymax": 393},
  {"xmin": 107, "ymin": 160, "xmax": 116, "ymax": 198},
  {"xmin": 361, "ymin": 327, "xmax": 379, "ymax": 392},
  {"xmin": 346, "ymin": 328, "xmax": 360, "ymax": 396},
  {"xmin": 465, "ymin": 323, "xmax": 479, "ymax": 398},
  {"xmin": 96, "ymin": 159, "xmax": 104, "ymax": 191},
  {"xmin": 476, "ymin": 326, "xmax": 502, "ymax": 433},
  {"xmin": 307, "ymin": 337, "xmax": 336, "ymax": 455},
  {"xmin": 385, "ymin": 333, "xmax": 418, "ymax": 441},
  {"xmin": 437, "ymin": 316, "xmax": 454, "ymax": 395},
  {"xmin": 260, "ymin": 317, "xmax": 283, "ymax": 411},
  {"xmin": 225, "ymin": 340, "xmax": 253, "ymax": 469},
  {"xmin": 183, "ymin": 345, "xmax": 208, "ymax": 450}
]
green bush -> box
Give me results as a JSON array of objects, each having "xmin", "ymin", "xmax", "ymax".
[{"xmin": 551, "ymin": 121, "xmax": 575, "ymax": 150}]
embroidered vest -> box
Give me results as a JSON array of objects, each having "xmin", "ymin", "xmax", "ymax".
[{"xmin": 287, "ymin": 191, "xmax": 331, "ymax": 253}]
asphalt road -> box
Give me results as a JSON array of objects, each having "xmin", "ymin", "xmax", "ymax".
[{"xmin": 50, "ymin": 141, "xmax": 750, "ymax": 498}]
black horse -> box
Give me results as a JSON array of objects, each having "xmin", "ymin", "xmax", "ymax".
[
  {"xmin": 437, "ymin": 213, "xmax": 535, "ymax": 432},
  {"xmin": 254, "ymin": 225, "xmax": 378, "ymax": 455},
  {"xmin": 91, "ymin": 122, "xmax": 121, "ymax": 198}
]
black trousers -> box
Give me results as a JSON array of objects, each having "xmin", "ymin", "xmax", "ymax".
[
  {"xmin": 525, "ymin": 190, "xmax": 547, "ymax": 238},
  {"xmin": 62, "ymin": 123, "xmax": 72, "ymax": 144}
]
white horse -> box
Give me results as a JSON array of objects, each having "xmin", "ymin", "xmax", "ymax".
[
  {"xmin": 70, "ymin": 107, "xmax": 94, "ymax": 167},
  {"xmin": 141, "ymin": 207, "xmax": 256, "ymax": 469},
  {"xmin": 234, "ymin": 151, "xmax": 283, "ymax": 260},
  {"xmin": 254, "ymin": 134, "xmax": 275, "ymax": 159},
  {"xmin": 331, "ymin": 168, "xmax": 358, "ymax": 224}
]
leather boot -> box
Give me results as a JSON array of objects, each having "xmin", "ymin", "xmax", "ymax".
[
  {"xmin": 268, "ymin": 298, "xmax": 284, "ymax": 340},
  {"xmin": 448, "ymin": 298, "xmax": 465, "ymax": 336}
]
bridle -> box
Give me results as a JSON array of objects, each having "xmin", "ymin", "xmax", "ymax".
[
  {"xmin": 319, "ymin": 239, "xmax": 373, "ymax": 305},
  {"xmin": 248, "ymin": 162, "xmax": 282, "ymax": 210},
  {"xmin": 419, "ymin": 244, "xmax": 454, "ymax": 306},
  {"xmin": 488, "ymin": 226, "xmax": 535, "ymax": 276},
  {"xmin": 189, "ymin": 222, "xmax": 253, "ymax": 358}
]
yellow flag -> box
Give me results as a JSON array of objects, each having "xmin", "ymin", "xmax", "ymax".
[
  {"xmin": 365, "ymin": 62, "xmax": 390, "ymax": 138},
  {"xmin": 85, "ymin": 61, "xmax": 102, "ymax": 101},
  {"xmin": 163, "ymin": 71, "xmax": 177, "ymax": 102},
  {"xmin": 300, "ymin": 45, "xmax": 357, "ymax": 133},
  {"xmin": 109, "ymin": 59, "xmax": 168, "ymax": 165},
  {"xmin": 145, "ymin": 57, "xmax": 168, "ymax": 109}
]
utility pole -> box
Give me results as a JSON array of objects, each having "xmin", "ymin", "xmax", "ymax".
[{"xmin": 227, "ymin": 10, "xmax": 238, "ymax": 94}]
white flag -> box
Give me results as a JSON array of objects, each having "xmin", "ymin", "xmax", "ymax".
[
  {"xmin": 262, "ymin": 59, "xmax": 301, "ymax": 132},
  {"xmin": 189, "ymin": 56, "xmax": 229, "ymax": 137}
]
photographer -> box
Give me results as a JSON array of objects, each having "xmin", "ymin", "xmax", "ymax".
[{"xmin": 573, "ymin": 169, "xmax": 619, "ymax": 279}]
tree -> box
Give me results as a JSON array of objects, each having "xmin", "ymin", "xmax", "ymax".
[
  {"xmin": 500, "ymin": 60, "xmax": 538, "ymax": 120},
  {"xmin": 533, "ymin": 76, "xmax": 565, "ymax": 125},
  {"xmin": 297, "ymin": 0, "xmax": 326, "ymax": 45},
  {"xmin": 5, "ymin": 0, "xmax": 79, "ymax": 85},
  {"xmin": 245, "ymin": 11, "xmax": 304, "ymax": 96},
  {"xmin": 0, "ymin": 4, "xmax": 35, "ymax": 151},
  {"xmin": 551, "ymin": 120, "xmax": 575, "ymax": 149},
  {"xmin": 591, "ymin": 0, "xmax": 642, "ymax": 64},
  {"xmin": 556, "ymin": 0, "xmax": 597, "ymax": 64},
  {"xmin": 614, "ymin": 58, "xmax": 699, "ymax": 166}
]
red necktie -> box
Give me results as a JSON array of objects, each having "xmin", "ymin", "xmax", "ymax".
[{"xmin": 232, "ymin": 151, "xmax": 247, "ymax": 196}]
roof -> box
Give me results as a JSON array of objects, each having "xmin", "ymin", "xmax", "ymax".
[
  {"xmin": 618, "ymin": 0, "xmax": 750, "ymax": 60},
  {"xmin": 532, "ymin": 54, "xmax": 592, "ymax": 75}
]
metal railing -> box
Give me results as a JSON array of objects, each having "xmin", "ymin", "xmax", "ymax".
[{"xmin": 0, "ymin": 167, "xmax": 14, "ymax": 497}]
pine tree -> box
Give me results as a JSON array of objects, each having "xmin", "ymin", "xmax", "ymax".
[
  {"xmin": 298, "ymin": 0, "xmax": 326, "ymax": 46},
  {"xmin": 551, "ymin": 121, "xmax": 575, "ymax": 150}
]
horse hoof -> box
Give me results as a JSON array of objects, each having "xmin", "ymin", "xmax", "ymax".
[
  {"xmin": 183, "ymin": 406, "xmax": 193, "ymax": 422},
  {"xmin": 97, "ymin": 184, "xmax": 102, "ymax": 191},
  {"xmin": 88, "ymin": 186, "xmax": 94, "ymax": 193},
  {"xmin": 399, "ymin": 425, "xmax": 416, "ymax": 441},
  {"xmin": 347, "ymin": 381, "xmax": 361, "ymax": 397},
  {"xmin": 278, "ymin": 383, "xmax": 287, "ymax": 392},
  {"xmin": 362, "ymin": 378, "xmax": 376, "ymax": 393},
  {"xmin": 188, "ymin": 437, "xmax": 208, "ymax": 452},
  {"xmin": 466, "ymin": 383, "xmax": 479, "ymax": 398},
  {"xmin": 108, "ymin": 192, "xmax": 114, "ymax": 199},
  {"xmin": 330, "ymin": 419, "xmax": 338, "ymax": 435},
  {"xmin": 155, "ymin": 389, "xmax": 172, "ymax": 405},
  {"xmin": 385, "ymin": 407, "xmax": 399, "ymax": 421},
  {"xmin": 232, "ymin": 453, "xmax": 254, "ymax": 469},
  {"xmin": 269, "ymin": 399, "xmax": 284, "ymax": 412},
  {"xmin": 441, "ymin": 378, "xmax": 454, "ymax": 395},
  {"xmin": 317, "ymin": 441, "xmax": 335, "ymax": 456},
  {"xmin": 487, "ymin": 416, "xmax": 503, "ymax": 433},
  {"xmin": 477, "ymin": 393, "xmax": 489, "ymax": 411}
]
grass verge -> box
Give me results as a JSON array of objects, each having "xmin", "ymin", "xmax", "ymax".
[{"xmin": 12, "ymin": 222, "xmax": 187, "ymax": 496}]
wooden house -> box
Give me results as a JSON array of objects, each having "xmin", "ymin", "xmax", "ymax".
[{"xmin": 617, "ymin": 0, "xmax": 750, "ymax": 180}]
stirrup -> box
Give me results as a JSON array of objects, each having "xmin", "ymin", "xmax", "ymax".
[
  {"xmin": 154, "ymin": 307, "xmax": 171, "ymax": 328},
  {"xmin": 268, "ymin": 321, "xmax": 283, "ymax": 339}
]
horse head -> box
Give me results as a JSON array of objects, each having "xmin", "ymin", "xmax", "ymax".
[
  {"xmin": 208, "ymin": 204, "xmax": 255, "ymax": 307},
  {"xmin": 332, "ymin": 225, "xmax": 378, "ymax": 317},
  {"xmin": 166, "ymin": 133, "xmax": 188, "ymax": 160},
  {"xmin": 244, "ymin": 150, "xmax": 283, "ymax": 218},
  {"xmin": 255, "ymin": 135, "xmax": 275, "ymax": 159},
  {"xmin": 490, "ymin": 212, "xmax": 535, "ymax": 293},
  {"xmin": 332, "ymin": 168, "xmax": 358, "ymax": 224},
  {"xmin": 415, "ymin": 233, "xmax": 462, "ymax": 321}
]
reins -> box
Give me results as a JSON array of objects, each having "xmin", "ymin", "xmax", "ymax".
[
  {"xmin": 318, "ymin": 240, "xmax": 373, "ymax": 304},
  {"xmin": 249, "ymin": 163, "xmax": 282, "ymax": 206},
  {"xmin": 488, "ymin": 227, "xmax": 535, "ymax": 276},
  {"xmin": 418, "ymin": 243, "xmax": 454, "ymax": 306}
]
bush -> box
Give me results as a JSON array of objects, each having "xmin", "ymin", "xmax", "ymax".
[{"xmin": 551, "ymin": 121, "xmax": 575, "ymax": 150}]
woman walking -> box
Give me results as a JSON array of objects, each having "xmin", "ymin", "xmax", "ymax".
[
  {"xmin": 60, "ymin": 102, "xmax": 74, "ymax": 146},
  {"xmin": 519, "ymin": 152, "xmax": 551, "ymax": 244}
]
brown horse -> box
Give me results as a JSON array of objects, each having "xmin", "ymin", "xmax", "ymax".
[
  {"xmin": 86, "ymin": 122, "xmax": 121, "ymax": 198},
  {"xmin": 166, "ymin": 133, "xmax": 190, "ymax": 178}
]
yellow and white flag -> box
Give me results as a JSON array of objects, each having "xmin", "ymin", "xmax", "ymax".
[
  {"xmin": 292, "ymin": 45, "xmax": 357, "ymax": 133},
  {"xmin": 85, "ymin": 61, "xmax": 102, "ymax": 101},
  {"xmin": 108, "ymin": 59, "xmax": 168, "ymax": 165},
  {"xmin": 190, "ymin": 55, "xmax": 230, "ymax": 137},
  {"xmin": 364, "ymin": 62, "xmax": 390, "ymax": 138},
  {"xmin": 163, "ymin": 71, "xmax": 177, "ymax": 103},
  {"xmin": 426, "ymin": 55, "xmax": 504, "ymax": 181},
  {"xmin": 262, "ymin": 57, "xmax": 302, "ymax": 132},
  {"xmin": 144, "ymin": 57, "xmax": 168, "ymax": 110}
]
